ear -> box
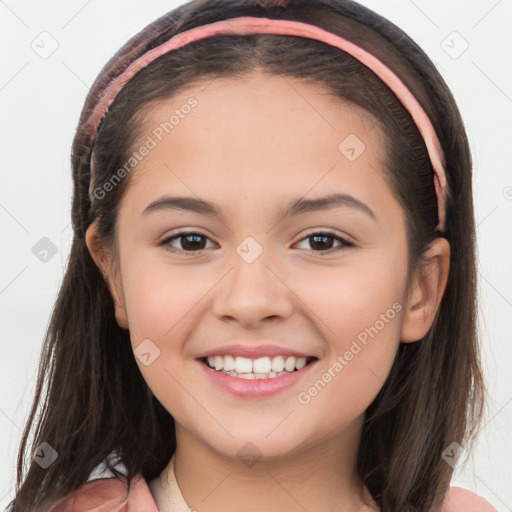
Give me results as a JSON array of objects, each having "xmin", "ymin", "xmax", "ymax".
[
  {"xmin": 400, "ymin": 237, "xmax": 450, "ymax": 343},
  {"xmin": 85, "ymin": 220, "xmax": 129, "ymax": 330}
]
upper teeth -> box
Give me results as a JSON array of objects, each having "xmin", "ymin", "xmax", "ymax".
[{"xmin": 207, "ymin": 355, "xmax": 308, "ymax": 374}]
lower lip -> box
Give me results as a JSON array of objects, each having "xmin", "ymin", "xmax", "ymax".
[{"xmin": 197, "ymin": 359, "xmax": 317, "ymax": 398}]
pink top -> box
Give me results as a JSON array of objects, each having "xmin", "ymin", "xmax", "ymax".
[{"xmin": 46, "ymin": 452, "xmax": 497, "ymax": 512}]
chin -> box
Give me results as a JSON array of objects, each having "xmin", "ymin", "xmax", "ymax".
[{"xmin": 191, "ymin": 418, "xmax": 314, "ymax": 462}]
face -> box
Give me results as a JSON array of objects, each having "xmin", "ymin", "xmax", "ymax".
[{"xmin": 92, "ymin": 72, "xmax": 416, "ymax": 460}]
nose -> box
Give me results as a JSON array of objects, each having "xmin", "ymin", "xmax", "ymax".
[{"xmin": 212, "ymin": 248, "xmax": 294, "ymax": 329}]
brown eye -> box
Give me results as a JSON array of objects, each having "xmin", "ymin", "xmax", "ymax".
[
  {"xmin": 295, "ymin": 231, "xmax": 354, "ymax": 254},
  {"xmin": 161, "ymin": 232, "xmax": 215, "ymax": 253}
]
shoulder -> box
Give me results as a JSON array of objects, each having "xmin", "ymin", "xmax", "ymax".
[
  {"xmin": 442, "ymin": 486, "xmax": 498, "ymax": 512},
  {"xmin": 41, "ymin": 474, "xmax": 158, "ymax": 512},
  {"xmin": 3, "ymin": 452, "xmax": 158, "ymax": 512}
]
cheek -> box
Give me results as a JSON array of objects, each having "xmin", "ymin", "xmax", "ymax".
[
  {"xmin": 120, "ymin": 261, "xmax": 214, "ymax": 419},
  {"xmin": 290, "ymin": 255, "xmax": 405, "ymax": 415},
  {"xmin": 289, "ymin": 252, "xmax": 405, "ymax": 347},
  {"xmin": 294, "ymin": 283, "xmax": 403, "ymax": 441},
  {"xmin": 119, "ymin": 255, "xmax": 224, "ymax": 380},
  {"xmin": 121, "ymin": 258, "xmax": 215, "ymax": 345}
]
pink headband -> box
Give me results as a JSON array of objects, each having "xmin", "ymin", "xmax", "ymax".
[{"xmin": 87, "ymin": 16, "xmax": 448, "ymax": 232}]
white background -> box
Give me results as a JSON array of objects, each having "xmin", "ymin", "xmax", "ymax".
[{"xmin": 1, "ymin": 0, "xmax": 511, "ymax": 510}]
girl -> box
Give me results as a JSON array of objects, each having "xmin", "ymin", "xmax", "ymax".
[{"xmin": 4, "ymin": 0, "xmax": 498, "ymax": 511}]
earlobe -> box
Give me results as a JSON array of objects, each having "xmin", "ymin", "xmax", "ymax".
[
  {"xmin": 85, "ymin": 221, "xmax": 129, "ymax": 330},
  {"xmin": 400, "ymin": 237, "xmax": 450, "ymax": 343}
]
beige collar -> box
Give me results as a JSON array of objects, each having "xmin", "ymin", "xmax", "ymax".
[{"xmin": 148, "ymin": 453, "xmax": 192, "ymax": 512}]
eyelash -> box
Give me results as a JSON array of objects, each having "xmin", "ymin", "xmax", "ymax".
[{"xmin": 159, "ymin": 229, "xmax": 355, "ymax": 255}]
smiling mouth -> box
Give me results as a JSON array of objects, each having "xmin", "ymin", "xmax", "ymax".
[{"xmin": 200, "ymin": 355, "xmax": 317, "ymax": 379}]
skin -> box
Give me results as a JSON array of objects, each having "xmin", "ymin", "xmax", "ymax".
[{"xmin": 86, "ymin": 71, "xmax": 450, "ymax": 512}]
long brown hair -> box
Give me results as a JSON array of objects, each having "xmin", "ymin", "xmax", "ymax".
[{"xmin": 7, "ymin": 1, "xmax": 484, "ymax": 511}]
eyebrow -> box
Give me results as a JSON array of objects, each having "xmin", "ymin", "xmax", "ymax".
[{"xmin": 141, "ymin": 192, "xmax": 377, "ymax": 222}]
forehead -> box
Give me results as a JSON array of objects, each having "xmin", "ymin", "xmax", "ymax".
[{"xmin": 121, "ymin": 71, "xmax": 397, "ymax": 224}]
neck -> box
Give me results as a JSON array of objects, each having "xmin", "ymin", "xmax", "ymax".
[{"xmin": 160, "ymin": 417, "xmax": 378, "ymax": 512}]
